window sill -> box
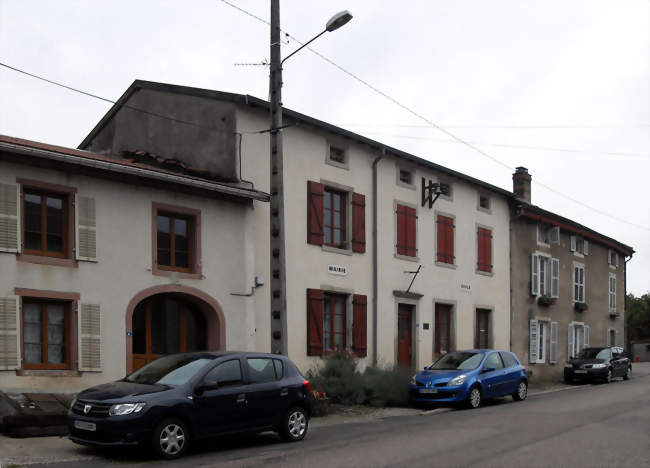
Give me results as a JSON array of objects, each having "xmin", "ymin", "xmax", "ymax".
[
  {"xmin": 152, "ymin": 266, "xmax": 203, "ymax": 280},
  {"xmin": 16, "ymin": 369, "xmax": 82, "ymax": 377},
  {"xmin": 322, "ymin": 245, "xmax": 353, "ymax": 256},
  {"xmin": 394, "ymin": 253, "xmax": 419, "ymax": 263},
  {"xmin": 17, "ymin": 254, "xmax": 78, "ymax": 268},
  {"xmin": 477, "ymin": 207, "xmax": 492, "ymax": 215},
  {"xmin": 475, "ymin": 269, "xmax": 494, "ymax": 277},
  {"xmin": 435, "ymin": 261, "xmax": 457, "ymax": 270},
  {"xmin": 325, "ymin": 158, "xmax": 349, "ymax": 171},
  {"xmin": 573, "ymin": 252, "xmax": 585, "ymax": 258},
  {"xmin": 536, "ymin": 242, "xmax": 551, "ymax": 249},
  {"xmin": 396, "ymin": 180, "xmax": 416, "ymax": 191}
]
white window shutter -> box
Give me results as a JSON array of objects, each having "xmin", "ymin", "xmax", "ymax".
[
  {"xmin": 75, "ymin": 195, "xmax": 97, "ymax": 261},
  {"xmin": 0, "ymin": 296, "xmax": 21, "ymax": 370},
  {"xmin": 551, "ymin": 258, "xmax": 560, "ymax": 298},
  {"xmin": 550, "ymin": 226, "xmax": 560, "ymax": 244},
  {"xmin": 583, "ymin": 240, "xmax": 589, "ymax": 255},
  {"xmin": 79, "ymin": 303, "xmax": 101, "ymax": 371},
  {"xmin": 584, "ymin": 325, "xmax": 590, "ymax": 347},
  {"xmin": 531, "ymin": 254, "xmax": 539, "ymax": 296},
  {"xmin": 570, "ymin": 236, "xmax": 576, "ymax": 252},
  {"xmin": 550, "ymin": 321, "xmax": 558, "ymax": 364},
  {"xmin": 0, "ymin": 184, "xmax": 20, "ymax": 253},
  {"xmin": 615, "ymin": 253, "xmax": 619, "ymax": 267},
  {"xmin": 567, "ymin": 324, "xmax": 574, "ymax": 359},
  {"xmin": 529, "ymin": 320, "xmax": 539, "ymax": 363}
]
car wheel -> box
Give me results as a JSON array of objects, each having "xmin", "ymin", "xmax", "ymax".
[
  {"xmin": 466, "ymin": 386, "xmax": 482, "ymax": 409},
  {"xmin": 513, "ymin": 381, "xmax": 527, "ymax": 401},
  {"xmin": 605, "ymin": 369, "xmax": 612, "ymax": 384},
  {"xmin": 152, "ymin": 418, "xmax": 189, "ymax": 460},
  {"xmin": 623, "ymin": 366, "xmax": 631, "ymax": 380},
  {"xmin": 281, "ymin": 406, "xmax": 308, "ymax": 442}
]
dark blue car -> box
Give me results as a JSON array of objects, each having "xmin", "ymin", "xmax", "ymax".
[{"xmin": 409, "ymin": 350, "xmax": 528, "ymax": 408}]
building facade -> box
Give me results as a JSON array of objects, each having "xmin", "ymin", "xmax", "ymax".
[
  {"xmin": 0, "ymin": 135, "xmax": 270, "ymax": 392},
  {"xmin": 510, "ymin": 167, "xmax": 633, "ymax": 380}
]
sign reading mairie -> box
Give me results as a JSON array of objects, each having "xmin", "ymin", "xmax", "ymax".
[{"xmin": 328, "ymin": 264, "xmax": 348, "ymax": 276}]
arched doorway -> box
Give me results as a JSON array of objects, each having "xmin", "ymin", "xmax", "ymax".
[{"xmin": 125, "ymin": 286, "xmax": 226, "ymax": 374}]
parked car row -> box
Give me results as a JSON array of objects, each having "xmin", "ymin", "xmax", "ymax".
[{"xmin": 67, "ymin": 346, "xmax": 632, "ymax": 459}]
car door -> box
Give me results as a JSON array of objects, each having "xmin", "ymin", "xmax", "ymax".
[
  {"xmin": 611, "ymin": 348, "xmax": 625, "ymax": 377},
  {"xmin": 193, "ymin": 359, "xmax": 250, "ymax": 435},
  {"xmin": 499, "ymin": 352, "xmax": 518, "ymax": 395},
  {"xmin": 243, "ymin": 357, "xmax": 285, "ymax": 428},
  {"xmin": 480, "ymin": 352, "xmax": 506, "ymax": 398}
]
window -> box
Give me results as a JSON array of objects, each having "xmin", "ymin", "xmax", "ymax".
[
  {"xmin": 609, "ymin": 275, "xmax": 616, "ymax": 312},
  {"xmin": 500, "ymin": 352, "xmax": 516, "ymax": 368},
  {"xmin": 573, "ymin": 265, "xmax": 585, "ymax": 303},
  {"xmin": 475, "ymin": 309, "xmax": 490, "ymax": 349},
  {"xmin": 478, "ymin": 195, "xmax": 490, "ymax": 211},
  {"xmin": 246, "ymin": 358, "xmax": 278, "ymax": 383},
  {"xmin": 273, "ymin": 359, "xmax": 284, "ymax": 379},
  {"xmin": 329, "ymin": 146, "xmax": 346, "ymax": 164},
  {"xmin": 152, "ymin": 203, "xmax": 201, "ymax": 277},
  {"xmin": 483, "ymin": 352, "xmax": 503, "ymax": 370},
  {"xmin": 537, "ymin": 224, "xmax": 560, "ymax": 245},
  {"xmin": 434, "ymin": 304, "xmax": 452, "ymax": 355},
  {"xmin": 23, "ymin": 189, "xmax": 69, "ymax": 258},
  {"xmin": 532, "ymin": 321, "xmax": 547, "ymax": 363},
  {"xmin": 570, "ymin": 235, "xmax": 589, "ymax": 255},
  {"xmin": 436, "ymin": 215, "xmax": 454, "ymax": 264},
  {"xmin": 531, "ymin": 255, "xmax": 560, "ymax": 297},
  {"xmin": 568, "ymin": 324, "xmax": 589, "ymax": 359},
  {"xmin": 476, "ymin": 227, "xmax": 493, "ymax": 273},
  {"xmin": 607, "ymin": 329, "xmax": 617, "ymax": 347},
  {"xmin": 22, "ymin": 300, "xmax": 70, "ymax": 369},
  {"xmin": 399, "ymin": 169, "xmax": 413, "ymax": 185},
  {"xmin": 323, "ymin": 293, "xmax": 347, "ymax": 350},
  {"xmin": 395, "ymin": 204, "xmax": 417, "ymax": 257},
  {"xmin": 323, "ymin": 188, "xmax": 347, "ymax": 248},
  {"xmin": 439, "ymin": 182, "xmax": 452, "ymax": 198},
  {"xmin": 608, "ymin": 250, "xmax": 619, "ymax": 268},
  {"xmin": 203, "ymin": 360, "xmax": 243, "ymax": 387}
]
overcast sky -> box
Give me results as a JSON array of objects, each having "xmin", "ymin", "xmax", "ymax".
[{"xmin": 1, "ymin": 0, "xmax": 648, "ymax": 295}]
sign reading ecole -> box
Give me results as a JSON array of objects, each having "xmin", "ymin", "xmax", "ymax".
[{"xmin": 328, "ymin": 264, "xmax": 348, "ymax": 276}]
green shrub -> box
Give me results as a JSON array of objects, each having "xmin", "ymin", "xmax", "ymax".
[{"xmin": 362, "ymin": 365, "xmax": 411, "ymax": 407}]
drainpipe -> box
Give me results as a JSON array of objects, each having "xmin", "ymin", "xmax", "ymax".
[
  {"xmin": 624, "ymin": 253, "xmax": 633, "ymax": 350},
  {"xmin": 372, "ymin": 149, "xmax": 385, "ymax": 366}
]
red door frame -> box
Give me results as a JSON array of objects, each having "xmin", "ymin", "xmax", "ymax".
[{"xmin": 397, "ymin": 304, "xmax": 413, "ymax": 367}]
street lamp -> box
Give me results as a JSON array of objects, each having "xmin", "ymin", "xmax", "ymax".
[{"xmin": 268, "ymin": 2, "xmax": 352, "ymax": 354}]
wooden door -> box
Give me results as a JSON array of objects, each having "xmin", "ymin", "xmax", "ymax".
[
  {"xmin": 397, "ymin": 304, "xmax": 413, "ymax": 367},
  {"xmin": 435, "ymin": 304, "xmax": 452, "ymax": 355},
  {"xmin": 476, "ymin": 308, "xmax": 490, "ymax": 349}
]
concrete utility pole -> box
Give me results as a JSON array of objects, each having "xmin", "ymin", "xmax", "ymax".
[{"xmin": 269, "ymin": 0, "xmax": 287, "ymax": 354}]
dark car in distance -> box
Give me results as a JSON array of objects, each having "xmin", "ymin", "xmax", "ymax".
[
  {"xmin": 68, "ymin": 352, "xmax": 313, "ymax": 459},
  {"xmin": 564, "ymin": 347, "xmax": 631, "ymax": 384}
]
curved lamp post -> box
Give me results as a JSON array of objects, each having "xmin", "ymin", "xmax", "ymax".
[{"xmin": 268, "ymin": 3, "xmax": 352, "ymax": 354}]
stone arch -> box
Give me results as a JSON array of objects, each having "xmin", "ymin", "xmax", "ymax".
[{"xmin": 125, "ymin": 285, "xmax": 226, "ymax": 374}]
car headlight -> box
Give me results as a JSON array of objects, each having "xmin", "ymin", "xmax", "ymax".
[
  {"xmin": 564, "ymin": 364, "xmax": 573, "ymax": 368},
  {"xmin": 591, "ymin": 363, "xmax": 607, "ymax": 369},
  {"xmin": 109, "ymin": 402, "xmax": 146, "ymax": 416},
  {"xmin": 447, "ymin": 374, "xmax": 467, "ymax": 386}
]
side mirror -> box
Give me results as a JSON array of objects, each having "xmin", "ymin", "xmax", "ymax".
[{"xmin": 482, "ymin": 366, "xmax": 495, "ymax": 374}]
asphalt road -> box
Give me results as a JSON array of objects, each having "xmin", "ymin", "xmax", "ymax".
[{"xmin": 31, "ymin": 373, "xmax": 650, "ymax": 468}]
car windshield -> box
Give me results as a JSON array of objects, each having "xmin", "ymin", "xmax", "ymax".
[
  {"xmin": 577, "ymin": 348, "xmax": 609, "ymax": 360},
  {"xmin": 430, "ymin": 352, "xmax": 484, "ymax": 370},
  {"xmin": 125, "ymin": 355, "xmax": 212, "ymax": 386}
]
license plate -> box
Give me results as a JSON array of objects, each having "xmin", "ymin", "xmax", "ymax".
[
  {"xmin": 574, "ymin": 370, "xmax": 587, "ymax": 374},
  {"xmin": 420, "ymin": 388, "xmax": 438, "ymax": 394},
  {"xmin": 74, "ymin": 420, "xmax": 96, "ymax": 431}
]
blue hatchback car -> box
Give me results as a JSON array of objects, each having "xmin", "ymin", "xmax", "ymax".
[{"xmin": 409, "ymin": 350, "xmax": 528, "ymax": 408}]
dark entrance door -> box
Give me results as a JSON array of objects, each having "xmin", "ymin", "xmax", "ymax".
[
  {"xmin": 132, "ymin": 295, "xmax": 206, "ymax": 371},
  {"xmin": 397, "ymin": 304, "xmax": 413, "ymax": 367},
  {"xmin": 435, "ymin": 304, "xmax": 452, "ymax": 356},
  {"xmin": 475, "ymin": 308, "xmax": 490, "ymax": 349}
]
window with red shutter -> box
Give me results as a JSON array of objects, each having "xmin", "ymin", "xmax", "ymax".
[
  {"xmin": 351, "ymin": 193, "xmax": 366, "ymax": 253},
  {"xmin": 306, "ymin": 289, "xmax": 324, "ymax": 355},
  {"xmin": 436, "ymin": 215, "xmax": 455, "ymax": 264},
  {"xmin": 307, "ymin": 181, "xmax": 324, "ymax": 245},
  {"xmin": 477, "ymin": 227, "xmax": 493, "ymax": 273},
  {"xmin": 352, "ymin": 294, "xmax": 367, "ymax": 357},
  {"xmin": 396, "ymin": 204, "xmax": 417, "ymax": 257}
]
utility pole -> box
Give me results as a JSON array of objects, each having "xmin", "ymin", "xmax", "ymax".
[{"xmin": 269, "ymin": 0, "xmax": 287, "ymax": 354}]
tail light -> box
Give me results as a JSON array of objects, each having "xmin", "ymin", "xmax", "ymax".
[{"xmin": 302, "ymin": 379, "xmax": 311, "ymax": 393}]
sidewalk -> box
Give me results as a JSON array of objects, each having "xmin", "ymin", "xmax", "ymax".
[{"xmin": 2, "ymin": 363, "xmax": 648, "ymax": 467}]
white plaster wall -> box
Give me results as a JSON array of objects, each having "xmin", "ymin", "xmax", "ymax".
[{"xmin": 0, "ymin": 160, "xmax": 269, "ymax": 393}]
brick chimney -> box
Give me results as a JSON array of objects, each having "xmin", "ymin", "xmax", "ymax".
[{"xmin": 513, "ymin": 167, "xmax": 531, "ymax": 202}]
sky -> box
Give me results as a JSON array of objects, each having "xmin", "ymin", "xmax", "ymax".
[{"xmin": 0, "ymin": 0, "xmax": 648, "ymax": 295}]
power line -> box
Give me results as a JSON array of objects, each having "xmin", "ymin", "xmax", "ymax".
[
  {"xmin": 337, "ymin": 123, "xmax": 650, "ymax": 129},
  {"xmin": 218, "ymin": 0, "xmax": 650, "ymax": 232}
]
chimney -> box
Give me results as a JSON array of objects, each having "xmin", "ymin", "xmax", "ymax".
[{"xmin": 513, "ymin": 167, "xmax": 531, "ymax": 202}]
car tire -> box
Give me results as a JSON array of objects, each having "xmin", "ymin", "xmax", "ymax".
[
  {"xmin": 466, "ymin": 386, "xmax": 482, "ymax": 409},
  {"xmin": 151, "ymin": 418, "xmax": 190, "ymax": 460},
  {"xmin": 512, "ymin": 380, "xmax": 527, "ymax": 401},
  {"xmin": 623, "ymin": 366, "xmax": 631, "ymax": 380},
  {"xmin": 605, "ymin": 369, "xmax": 612, "ymax": 384},
  {"xmin": 280, "ymin": 406, "xmax": 309, "ymax": 442}
]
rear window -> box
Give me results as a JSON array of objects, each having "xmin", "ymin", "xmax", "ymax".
[
  {"xmin": 500, "ymin": 352, "xmax": 516, "ymax": 368},
  {"xmin": 247, "ymin": 358, "xmax": 277, "ymax": 383},
  {"xmin": 273, "ymin": 359, "xmax": 284, "ymax": 379}
]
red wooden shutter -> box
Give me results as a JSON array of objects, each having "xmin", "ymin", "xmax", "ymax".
[
  {"xmin": 307, "ymin": 289, "xmax": 324, "ymax": 355},
  {"xmin": 484, "ymin": 229, "xmax": 492, "ymax": 272},
  {"xmin": 307, "ymin": 181, "xmax": 324, "ymax": 245},
  {"xmin": 396, "ymin": 204, "xmax": 406, "ymax": 255},
  {"xmin": 477, "ymin": 227, "xmax": 493, "ymax": 272},
  {"xmin": 405, "ymin": 206, "xmax": 417, "ymax": 256},
  {"xmin": 436, "ymin": 215, "xmax": 454, "ymax": 264},
  {"xmin": 351, "ymin": 193, "xmax": 366, "ymax": 253},
  {"xmin": 352, "ymin": 294, "xmax": 367, "ymax": 357}
]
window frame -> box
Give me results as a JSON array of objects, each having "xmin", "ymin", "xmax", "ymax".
[
  {"xmin": 573, "ymin": 263, "xmax": 585, "ymax": 303},
  {"xmin": 325, "ymin": 142, "xmax": 349, "ymax": 170},
  {"xmin": 322, "ymin": 292, "xmax": 347, "ymax": 351},
  {"xmin": 477, "ymin": 193, "xmax": 491, "ymax": 213},
  {"xmin": 21, "ymin": 299, "xmax": 72, "ymax": 370},
  {"xmin": 609, "ymin": 274, "xmax": 616, "ymax": 312},
  {"xmin": 152, "ymin": 202, "xmax": 202, "ymax": 279},
  {"xmin": 535, "ymin": 321, "xmax": 547, "ymax": 364},
  {"xmin": 323, "ymin": 187, "xmax": 348, "ymax": 249}
]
